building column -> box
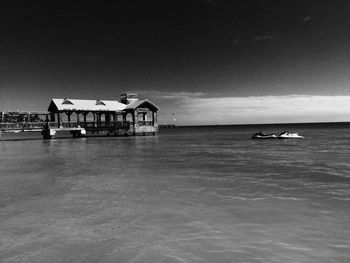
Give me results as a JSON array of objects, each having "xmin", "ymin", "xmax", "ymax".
[
  {"xmin": 132, "ymin": 111, "xmax": 136, "ymax": 124},
  {"xmin": 57, "ymin": 112, "xmax": 61, "ymax": 128},
  {"xmin": 153, "ymin": 112, "xmax": 157, "ymax": 126},
  {"xmin": 76, "ymin": 112, "xmax": 80, "ymax": 124},
  {"xmin": 105, "ymin": 113, "xmax": 110, "ymax": 123},
  {"xmin": 83, "ymin": 112, "xmax": 87, "ymax": 124}
]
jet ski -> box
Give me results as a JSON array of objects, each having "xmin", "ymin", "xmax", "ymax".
[
  {"xmin": 278, "ymin": 131, "xmax": 304, "ymax": 139},
  {"xmin": 252, "ymin": 132, "xmax": 277, "ymax": 139}
]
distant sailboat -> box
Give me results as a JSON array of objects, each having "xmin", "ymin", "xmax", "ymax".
[
  {"xmin": 160, "ymin": 113, "xmax": 177, "ymax": 128},
  {"xmin": 172, "ymin": 113, "xmax": 177, "ymax": 126}
]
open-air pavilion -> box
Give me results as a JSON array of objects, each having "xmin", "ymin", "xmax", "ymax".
[{"xmin": 46, "ymin": 93, "xmax": 159, "ymax": 137}]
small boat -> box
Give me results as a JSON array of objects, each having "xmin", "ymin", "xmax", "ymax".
[
  {"xmin": 252, "ymin": 132, "xmax": 277, "ymax": 139},
  {"xmin": 278, "ymin": 131, "xmax": 304, "ymax": 139}
]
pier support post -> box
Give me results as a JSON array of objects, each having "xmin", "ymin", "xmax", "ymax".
[
  {"xmin": 42, "ymin": 130, "xmax": 52, "ymax": 139},
  {"xmin": 42, "ymin": 128, "xmax": 56, "ymax": 139}
]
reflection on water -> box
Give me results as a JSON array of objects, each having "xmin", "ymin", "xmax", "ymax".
[{"xmin": 1, "ymin": 124, "xmax": 350, "ymax": 262}]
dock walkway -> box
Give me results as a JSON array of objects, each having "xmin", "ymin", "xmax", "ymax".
[{"xmin": 1, "ymin": 121, "xmax": 157, "ymax": 139}]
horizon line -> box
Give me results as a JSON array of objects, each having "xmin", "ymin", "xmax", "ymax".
[{"xmin": 161, "ymin": 121, "xmax": 350, "ymax": 127}]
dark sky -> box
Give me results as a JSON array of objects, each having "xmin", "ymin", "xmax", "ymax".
[{"xmin": 1, "ymin": 0, "xmax": 350, "ymax": 123}]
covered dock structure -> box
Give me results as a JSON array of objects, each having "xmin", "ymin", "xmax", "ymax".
[
  {"xmin": 43, "ymin": 93, "xmax": 159, "ymax": 138},
  {"xmin": 0, "ymin": 111, "xmax": 50, "ymax": 133}
]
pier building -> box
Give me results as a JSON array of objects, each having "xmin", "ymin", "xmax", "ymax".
[{"xmin": 1, "ymin": 93, "xmax": 159, "ymax": 139}]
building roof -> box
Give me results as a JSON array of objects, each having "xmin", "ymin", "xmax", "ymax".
[
  {"xmin": 49, "ymin": 98, "xmax": 126, "ymax": 112},
  {"xmin": 48, "ymin": 98, "xmax": 159, "ymax": 112},
  {"xmin": 124, "ymin": 99, "xmax": 159, "ymax": 111}
]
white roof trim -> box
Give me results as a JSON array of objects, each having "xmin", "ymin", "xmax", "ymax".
[
  {"xmin": 51, "ymin": 98, "xmax": 126, "ymax": 112},
  {"xmin": 49, "ymin": 98, "xmax": 159, "ymax": 112}
]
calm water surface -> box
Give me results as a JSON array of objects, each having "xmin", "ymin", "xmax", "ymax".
[{"xmin": 1, "ymin": 124, "xmax": 350, "ymax": 263}]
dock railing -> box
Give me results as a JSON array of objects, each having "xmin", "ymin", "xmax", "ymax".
[
  {"xmin": 83, "ymin": 121, "xmax": 129, "ymax": 128},
  {"xmin": 1, "ymin": 122, "xmax": 52, "ymax": 131},
  {"xmin": 0, "ymin": 123, "xmax": 22, "ymax": 130},
  {"xmin": 1, "ymin": 120, "xmax": 157, "ymax": 133},
  {"xmin": 23, "ymin": 122, "xmax": 52, "ymax": 129},
  {"xmin": 137, "ymin": 121, "xmax": 153, "ymax": 126}
]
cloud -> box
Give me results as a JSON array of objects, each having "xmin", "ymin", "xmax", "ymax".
[
  {"xmin": 157, "ymin": 94, "xmax": 350, "ymax": 125},
  {"xmin": 140, "ymin": 90, "xmax": 206, "ymax": 101}
]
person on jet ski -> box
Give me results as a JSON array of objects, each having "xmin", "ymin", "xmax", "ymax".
[{"xmin": 280, "ymin": 130, "xmax": 288, "ymax": 135}]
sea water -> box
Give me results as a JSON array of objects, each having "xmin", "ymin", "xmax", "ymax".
[{"xmin": 1, "ymin": 124, "xmax": 350, "ymax": 263}]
